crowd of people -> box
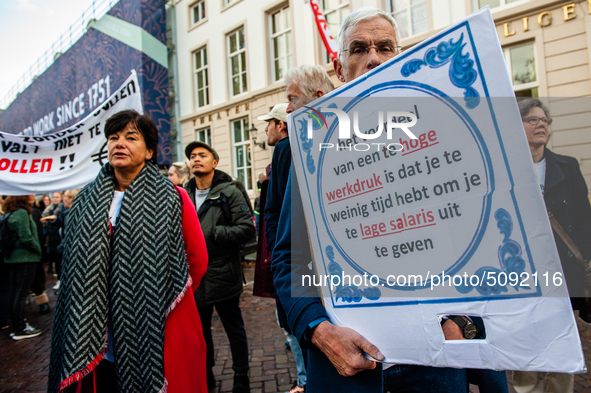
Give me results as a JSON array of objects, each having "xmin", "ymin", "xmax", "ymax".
[
  {"xmin": 0, "ymin": 189, "xmax": 79, "ymax": 340},
  {"xmin": 0, "ymin": 5, "xmax": 589, "ymax": 393}
]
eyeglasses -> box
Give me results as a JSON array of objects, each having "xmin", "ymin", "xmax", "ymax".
[
  {"xmin": 523, "ymin": 116, "xmax": 553, "ymax": 126},
  {"xmin": 341, "ymin": 44, "xmax": 401, "ymax": 58}
]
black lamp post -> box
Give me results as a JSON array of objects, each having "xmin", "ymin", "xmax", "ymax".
[{"xmin": 249, "ymin": 123, "xmax": 266, "ymax": 150}]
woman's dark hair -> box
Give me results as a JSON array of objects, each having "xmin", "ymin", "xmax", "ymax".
[
  {"xmin": 4, "ymin": 196, "xmax": 32, "ymax": 214},
  {"xmin": 518, "ymin": 98, "xmax": 549, "ymax": 119},
  {"xmin": 104, "ymin": 110, "xmax": 159, "ymax": 164}
]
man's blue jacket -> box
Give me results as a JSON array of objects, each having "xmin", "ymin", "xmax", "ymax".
[{"xmin": 271, "ymin": 169, "xmax": 382, "ymax": 392}]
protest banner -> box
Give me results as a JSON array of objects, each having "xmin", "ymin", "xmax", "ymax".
[
  {"xmin": 288, "ymin": 7, "xmax": 585, "ymax": 372},
  {"xmin": 0, "ymin": 71, "xmax": 142, "ymax": 195}
]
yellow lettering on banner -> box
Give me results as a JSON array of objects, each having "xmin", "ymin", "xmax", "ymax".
[
  {"xmin": 563, "ymin": 3, "xmax": 576, "ymax": 21},
  {"xmin": 504, "ymin": 22, "xmax": 516, "ymax": 37},
  {"xmin": 523, "ymin": 17, "xmax": 529, "ymax": 32},
  {"xmin": 538, "ymin": 11, "xmax": 552, "ymax": 27}
]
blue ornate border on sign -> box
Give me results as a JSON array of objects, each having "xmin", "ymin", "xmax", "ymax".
[
  {"xmin": 297, "ymin": 118, "xmax": 316, "ymax": 174},
  {"xmin": 455, "ymin": 208, "xmax": 530, "ymax": 295},
  {"xmin": 326, "ymin": 245, "xmax": 381, "ymax": 302},
  {"xmin": 401, "ymin": 33, "xmax": 480, "ymax": 109}
]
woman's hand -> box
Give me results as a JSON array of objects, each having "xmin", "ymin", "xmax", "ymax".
[{"xmin": 40, "ymin": 215, "xmax": 56, "ymax": 222}]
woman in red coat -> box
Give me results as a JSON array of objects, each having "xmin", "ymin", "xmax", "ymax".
[{"xmin": 48, "ymin": 110, "xmax": 208, "ymax": 393}]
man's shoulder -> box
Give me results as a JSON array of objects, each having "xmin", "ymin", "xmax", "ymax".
[
  {"xmin": 271, "ymin": 137, "xmax": 291, "ymax": 173},
  {"xmin": 274, "ymin": 137, "xmax": 291, "ymax": 153},
  {"xmin": 221, "ymin": 182, "xmax": 244, "ymax": 196},
  {"xmin": 211, "ymin": 175, "xmax": 246, "ymax": 201},
  {"xmin": 276, "ymin": 136, "xmax": 290, "ymax": 146},
  {"xmin": 210, "ymin": 170, "xmax": 233, "ymax": 189}
]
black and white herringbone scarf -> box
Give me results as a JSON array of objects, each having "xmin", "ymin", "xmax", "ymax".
[{"xmin": 48, "ymin": 162, "xmax": 190, "ymax": 393}]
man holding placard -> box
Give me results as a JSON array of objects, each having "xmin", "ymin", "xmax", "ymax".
[{"xmin": 271, "ymin": 7, "xmax": 505, "ymax": 392}]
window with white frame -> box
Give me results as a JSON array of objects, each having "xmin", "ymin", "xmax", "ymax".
[
  {"xmin": 196, "ymin": 127, "xmax": 211, "ymax": 145},
  {"xmin": 475, "ymin": 0, "xmax": 522, "ymax": 10},
  {"xmin": 270, "ymin": 6, "xmax": 292, "ymax": 82},
  {"xmin": 194, "ymin": 47, "xmax": 209, "ymax": 109},
  {"xmin": 231, "ymin": 117, "xmax": 252, "ymax": 190},
  {"xmin": 504, "ymin": 42, "xmax": 538, "ymax": 97},
  {"xmin": 191, "ymin": 0, "xmax": 205, "ymax": 25},
  {"xmin": 387, "ymin": 0, "xmax": 428, "ymax": 39},
  {"xmin": 228, "ymin": 28, "xmax": 247, "ymax": 96},
  {"xmin": 322, "ymin": 0, "xmax": 349, "ymax": 63}
]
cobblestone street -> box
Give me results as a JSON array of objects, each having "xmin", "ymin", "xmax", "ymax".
[{"xmin": 2, "ymin": 265, "xmax": 591, "ymax": 392}]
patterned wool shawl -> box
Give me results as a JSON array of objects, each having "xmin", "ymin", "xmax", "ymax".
[{"xmin": 48, "ymin": 162, "xmax": 190, "ymax": 393}]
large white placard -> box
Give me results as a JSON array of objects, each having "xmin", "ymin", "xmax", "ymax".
[
  {"xmin": 0, "ymin": 71, "xmax": 142, "ymax": 195},
  {"xmin": 289, "ymin": 8, "xmax": 585, "ymax": 372}
]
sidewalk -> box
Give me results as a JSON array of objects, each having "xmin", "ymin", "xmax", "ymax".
[{"xmin": 1, "ymin": 266, "xmax": 590, "ymax": 392}]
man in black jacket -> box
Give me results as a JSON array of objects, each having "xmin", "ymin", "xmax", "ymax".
[
  {"xmin": 184, "ymin": 141, "xmax": 255, "ymax": 393},
  {"xmin": 512, "ymin": 98, "xmax": 591, "ymax": 393}
]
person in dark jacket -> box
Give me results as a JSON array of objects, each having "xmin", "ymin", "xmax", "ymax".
[
  {"xmin": 4, "ymin": 195, "xmax": 43, "ymax": 340},
  {"xmin": 0, "ymin": 196, "xmax": 9, "ymax": 330},
  {"xmin": 42, "ymin": 192, "xmax": 63, "ymax": 277},
  {"xmin": 255, "ymin": 103, "xmax": 290, "ymax": 300},
  {"xmin": 512, "ymin": 99, "xmax": 591, "ymax": 393},
  {"xmin": 40, "ymin": 189, "xmax": 79, "ymax": 292},
  {"xmin": 253, "ymin": 166, "xmax": 273, "ymax": 299},
  {"xmin": 258, "ymin": 100, "xmax": 319, "ymax": 393},
  {"xmin": 185, "ymin": 141, "xmax": 256, "ymax": 393},
  {"xmin": 30, "ymin": 197, "xmax": 50, "ymax": 314}
]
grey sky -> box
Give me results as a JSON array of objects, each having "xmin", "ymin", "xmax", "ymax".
[{"xmin": 0, "ymin": 0, "xmax": 97, "ymax": 107}]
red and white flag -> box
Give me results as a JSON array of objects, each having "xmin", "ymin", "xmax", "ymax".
[{"xmin": 309, "ymin": 0, "xmax": 339, "ymax": 61}]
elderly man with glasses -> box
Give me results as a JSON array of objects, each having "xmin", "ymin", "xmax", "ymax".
[
  {"xmin": 333, "ymin": 9, "xmax": 402, "ymax": 84},
  {"xmin": 272, "ymin": 6, "xmax": 512, "ymax": 393}
]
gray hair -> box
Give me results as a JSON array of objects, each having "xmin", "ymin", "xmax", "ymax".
[
  {"xmin": 518, "ymin": 98, "xmax": 549, "ymax": 119},
  {"xmin": 337, "ymin": 7, "xmax": 400, "ymax": 58},
  {"xmin": 284, "ymin": 65, "xmax": 335, "ymax": 97},
  {"xmin": 171, "ymin": 161, "xmax": 191, "ymax": 185}
]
